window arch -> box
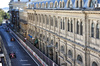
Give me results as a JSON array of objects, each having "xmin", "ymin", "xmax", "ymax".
[
  {"xmin": 77, "ymin": 21, "xmax": 79, "ymax": 34},
  {"xmin": 68, "ymin": 50, "xmax": 73, "ymax": 57},
  {"xmin": 71, "ymin": 20, "xmax": 73, "ymax": 32},
  {"xmin": 96, "ymin": 24, "xmax": 99, "ymax": 39},
  {"xmin": 80, "ymin": 22, "xmax": 83, "ymax": 35},
  {"xmin": 91, "ymin": 23, "xmax": 94, "ymax": 37},
  {"xmin": 77, "ymin": 55, "xmax": 83, "ymax": 63},
  {"xmin": 68, "ymin": 20, "xmax": 70, "ymax": 31},
  {"xmin": 92, "ymin": 62, "xmax": 98, "ymax": 66}
]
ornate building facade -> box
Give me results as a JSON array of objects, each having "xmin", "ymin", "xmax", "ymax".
[{"xmin": 10, "ymin": 0, "xmax": 100, "ymax": 66}]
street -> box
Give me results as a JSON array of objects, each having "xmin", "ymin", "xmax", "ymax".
[{"xmin": 0, "ymin": 26, "xmax": 38, "ymax": 66}]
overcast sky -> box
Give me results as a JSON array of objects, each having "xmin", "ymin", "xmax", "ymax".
[{"xmin": 0, "ymin": 0, "xmax": 10, "ymax": 8}]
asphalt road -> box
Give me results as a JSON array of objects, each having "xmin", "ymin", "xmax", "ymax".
[{"xmin": 0, "ymin": 26, "xmax": 38, "ymax": 66}]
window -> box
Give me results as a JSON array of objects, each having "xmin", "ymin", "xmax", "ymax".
[
  {"xmin": 50, "ymin": 17, "xmax": 53, "ymax": 26},
  {"xmin": 43, "ymin": 15, "xmax": 45, "ymax": 23},
  {"xmin": 96, "ymin": 24, "xmax": 99, "ymax": 39},
  {"xmin": 63, "ymin": 18, "xmax": 65, "ymax": 30},
  {"xmin": 55, "ymin": 18, "xmax": 58, "ymax": 27},
  {"xmin": 77, "ymin": 21, "xmax": 79, "ymax": 34},
  {"xmin": 46, "ymin": 16, "xmax": 49, "ymax": 25},
  {"xmin": 91, "ymin": 23, "xmax": 94, "ymax": 37},
  {"xmin": 76, "ymin": 0, "xmax": 78, "ymax": 8},
  {"xmin": 50, "ymin": 2, "xmax": 53, "ymax": 8},
  {"xmin": 68, "ymin": 50, "xmax": 73, "ymax": 57},
  {"xmin": 39, "ymin": 3, "xmax": 41, "ymax": 8},
  {"xmin": 68, "ymin": 20, "xmax": 70, "ymax": 31},
  {"xmin": 92, "ymin": 62, "xmax": 98, "ymax": 66},
  {"xmin": 46, "ymin": 2, "xmax": 48, "ymax": 8},
  {"xmin": 47, "ymin": 37, "xmax": 49, "ymax": 41},
  {"xmin": 68, "ymin": 0, "xmax": 70, "ymax": 8},
  {"xmin": 77, "ymin": 55, "xmax": 82, "ymax": 63},
  {"xmin": 56, "ymin": 42, "xmax": 58, "ymax": 48},
  {"xmin": 80, "ymin": 0, "xmax": 82, "ymax": 8},
  {"xmin": 60, "ymin": 2, "xmax": 62, "ymax": 8},
  {"xmin": 55, "ymin": 2, "xmax": 57, "ymax": 8},
  {"xmin": 71, "ymin": 20, "xmax": 73, "ymax": 32},
  {"xmin": 61, "ymin": 19, "xmax": 62, "ymax": 29},
  {"xmin": 62, "ymin": 2, "xmax": 65, "ymax": 8},
  {"xmin": 51, "ymin": 40, "xmax": 53, "ymax": 44},
  {"xmin": 80, "ymin": 22, "xmax": 83, "ymax": 35},
  {"xmin": 61, "ymin": 46, "xmax": 64, "ymax": 52}
]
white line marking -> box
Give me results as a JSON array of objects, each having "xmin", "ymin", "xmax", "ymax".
[
  {"xmin": 22, "ymin": 64, "xmax": 31, "ymax": 65},
  {"xmin": 11, "ymin": 34, "xmax": 40, "ymax": 66},
  {"xmin": 20, "ymin": 59, "xmax": 28, "ymax": 61}
]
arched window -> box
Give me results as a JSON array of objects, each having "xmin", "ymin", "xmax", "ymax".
[
  {"xmin": 91, "ymin": 23, "xmax": 94, "ymax": 37},
  {"xmin": 77, "ymin": 55, "xmax": 83, "ymax": 63},
  {"xmin": 55, "ymin": 2, "xmax": 57, "ymax": 8},
  {"xmin": 50, "ymin": 17, "xmax": 53, "ymax": 26},
  {"xmin": 80, "ymin": 22, "xmax": 83, "ymax": 35},
  {"xmin": 62, "ymin": 2, "xmax": 65, "ymax": 8},
  {"xmin": 61, "ymin": 46, "xmax": 64, "ymax": 52},
  {"xmin": 68, "ymin": 50, "xmax": 72, "ymax": 57},
  {"xmin": 55, "ymin": 17, "xmax": 58, "ymax": 27},
  {"xmin": 76, "ymin": 0, "xmax": 78, "ymax": 8},
  {"xmin": 51, "ymin": 40, "xmax": 53, "ymax": 44},
  {"xmin": 61, "ymin": 19, "xmax": 62, "ymax": 29},
  {"xmin": 80, "ymin": 0, "xmax": 82, "ymax": 8},
  {"xmin": 39, "ymin": 3, "xmax": 41, "ymax": 8},
  {"xmin": 60, "ymin": 1, "xmax": 62, "ymax": 8},
  {"xmin": 92, "ymin": 62, "xmax": 98, "ymax": 66},
  {"xmin": 63, "ymin": 18, "xmax": 65, "ymax": 30},
  {"xmin": 43, "ymin": 15, "xmax": 45, "ymax": 23},
  {"xmin": 68, "ymin": 20, "xmax": 70, "ymax": 31},
  {"xmin": 56, "ymin": 42, "xmax": 58, "ymax": 48},
  {"xmin": 77, "ymin": 21, "xmax": 79, "ymax": 34},
  {"xmin": 46, "ymin": 16, "xmax": 49, "ymax": 25},
  {"xmin": 71, "ymin": 20, "xmax": 73, "ymax": 32},
  {"xmin": 68, "ymin": 0, "xmax": 70, "ymax": 8},
  {"xmin": 46, "ymin": 2, "xmax": 48, "ymax": 8},
  {"xmin": 96, "ymin": 24, "xmax": 99, "ymax": 39}
]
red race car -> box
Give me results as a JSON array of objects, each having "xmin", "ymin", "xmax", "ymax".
[{"xmin": 9, "ymin": 52, "xmax": 16, "ymax": 58}]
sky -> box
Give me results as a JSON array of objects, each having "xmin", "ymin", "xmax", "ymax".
[{"xmin": 0, "ymin": 0, "xmax": 10, "ymax": 8}]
